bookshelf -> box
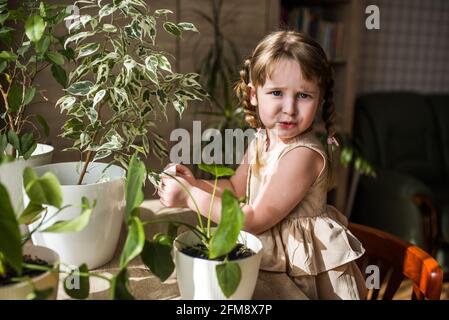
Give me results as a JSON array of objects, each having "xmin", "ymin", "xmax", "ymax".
[{"xmin": 280, "ymin": 0, "xmax": 363, "ymax": 213}]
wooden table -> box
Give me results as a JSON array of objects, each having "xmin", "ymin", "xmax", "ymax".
[{"xmin": 57, "ymin": 200, "xmax": 308, "ymax": 300}]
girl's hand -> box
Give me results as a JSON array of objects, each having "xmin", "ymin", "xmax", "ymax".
[{"xmin": 158, "ymin": 163, "xmax": 196, "ymax": 208}]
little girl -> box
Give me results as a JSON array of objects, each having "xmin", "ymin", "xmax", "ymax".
[{"xmin": 158, "ymin": 31, "xmax": 366, "ymax": 300}]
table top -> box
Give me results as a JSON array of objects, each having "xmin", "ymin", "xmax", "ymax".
[{"xmin": 57, "ymin": 200, "xmax": 308, "ymax": 300}]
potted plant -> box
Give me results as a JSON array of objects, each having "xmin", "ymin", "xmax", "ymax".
[
  {"xmin": 0, "ymin": 160, "xmax": 94, "ymax": 300},
  {"xmin": 145, "ymin": 162, "xmax": 263, "ymax": 300},
  {"xmin": 0, "ymin": 0, "xmax": 70, "ymax": 212},
  {"xmin": 30, "ymin": 0, "xmax": 206, "ymax": 269}
]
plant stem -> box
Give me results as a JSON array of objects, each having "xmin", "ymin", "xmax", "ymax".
[
  {"xmin": 77, "ymin": 147, "xmax": 94, "ymax": 185},
  {"xmin": 162, "ymin": 171, "xmax": 205, "ymax": 233},
  {"xmin": 142, "ymin": 219, "xmax": 207, "ymax": 240},
  {"xmin": 206, "ymin": 176, "xmax": 218, "ymax": 238}
]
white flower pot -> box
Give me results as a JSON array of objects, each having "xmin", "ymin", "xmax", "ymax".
[
  {"xmin": 174, "ymin": 230, "xmax": 263, "ymax": 300},
  {"xmin": 26, "ymin": 162, "xmax": 125, "ymax": 269},
  {"xmin": 0, "ymin": 144, "xmax": 54, "ymax": 213},
  {"xmin": 0, "ymin": 245, "xmax": 59, "ymax": 300}
]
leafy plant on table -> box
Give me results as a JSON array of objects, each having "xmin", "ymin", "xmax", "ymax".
[
  {"xmin": 57, "ymin": 0, "xmax": 207, "ymax": 185},
  {"xmin": 144, "ymin": 161, "xmax": 248, "ymax": 298},
  {"xmin": 0, "ymin": 162, "xmax": 94, "ymax": 299},
  {"xmin": 0, "ymin": 0, "xmax": 71, "ymax": 159}
]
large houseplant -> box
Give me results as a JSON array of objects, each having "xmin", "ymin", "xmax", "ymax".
[
  {"xmin": 146, "ymin": 162, "xmax": 263, "ymax": 299},
  {"xmin": 0, "ymin": 0, "xmax": 70, "ymax": 212},
  {"xmin": 30, "ymin": 0, "xmax": 206, "ymax": 269}
]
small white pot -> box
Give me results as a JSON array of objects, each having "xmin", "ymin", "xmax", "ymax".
[
  {"xmin": 174, "ymin": 230, "xmax": 263, "ymax": 300},
  {"xmin": 26, "ymin": 162, "xmax": 125, "ymax": 269},
  {"xmin": 0, "ymin": 245, "xmax": 59, "ymax": 300},
  {"xmin": 0, "ymin": 144, "xmax": 54, "ymax": 213}
]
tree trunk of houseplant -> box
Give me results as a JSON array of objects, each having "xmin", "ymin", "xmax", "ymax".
[
  {"xmin": 25, "ymin": 162, "xmax": 125, "ymax": 269},
  {"xmin": 174, "ymin": 229, "xmax": 263, "ymax": 300}
]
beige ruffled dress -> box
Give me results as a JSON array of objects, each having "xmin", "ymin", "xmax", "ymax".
[{"xmin": 246, "ymin": 129, "xmax": 367, "ymax": 300}]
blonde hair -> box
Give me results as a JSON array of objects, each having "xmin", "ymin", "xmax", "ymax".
[{"xmin": 235, "ymin": 31, "xmax": 337, "ymax": 180}]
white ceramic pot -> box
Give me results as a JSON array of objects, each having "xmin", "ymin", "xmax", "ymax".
[
  {"xmin": 174, "ymin": 230, "xmax": 263, "ymax": 300},
  {"xmin": 0, "ymin": 245, "xmax": 59, "ymax": 300},
  {"xmin": 26, "ymin": 162, "xmax": 125, "ymax": 269},
  {"xmin": 0, "ymin": 144, "xmax": 54, "ymax": 213}
]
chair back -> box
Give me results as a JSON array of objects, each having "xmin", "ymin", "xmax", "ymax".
[{"xmin": 349, "ymin": 223, "xmax": 443, "ymax": 300}]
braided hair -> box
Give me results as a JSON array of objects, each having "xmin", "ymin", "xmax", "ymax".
[{"xmin": 234, "ymin": 31, "xmax": 337, "ymax": 181}]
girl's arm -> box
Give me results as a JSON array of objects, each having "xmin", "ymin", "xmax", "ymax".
[{"xmin": 187, "ymin": 147, "xmax": 323, "ymax": 234}]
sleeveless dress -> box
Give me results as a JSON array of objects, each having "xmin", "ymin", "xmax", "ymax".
[{"xmin": 246, "ymin": 129, "xmax": 367, "ymax": 300}]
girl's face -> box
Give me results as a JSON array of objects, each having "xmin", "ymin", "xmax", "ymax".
[{"xmin": 249, "ymin": 58, "xmax": 321, "ymax": 143}]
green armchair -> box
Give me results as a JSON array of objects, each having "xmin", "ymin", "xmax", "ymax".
[{"xmin": 350, "ymin": 92, "xmax": 449, "ymax": 278}]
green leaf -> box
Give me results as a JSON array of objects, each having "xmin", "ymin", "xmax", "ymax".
[
  {"xmin": 0, "ymin": 183, "xmax": 22, "ymax": 274},
  {"xmin": 7, "ymin": 84, "xmax": 22, "ymax": 112},
  {"xmin": 25, "ymin": 15, "xmax": 46, "ymax": 43},
  {"xmin": 172, "ymin": 94, "xmax": 185, "ymax": 116},
  {"xmin": 7, "ymin": 130, "xmax": 20, "ymax": 151},
  {"xmin": 63, "ymin": 263, "xmax": 90, "ymax": 299},
  {"xmin": 178, "ymin": 22, "xmax": 198, "ymax": 32},
  {"xmin": 198, "ymin": 163, "xmax": 235, "ymax": 178},
  {"xmin": 0, "ymin": 60, "xmax": 6, "ymax": 73},
  {"xmin": 0, "ymin": 50, "xmax": 17, "ymax": 60},
  {"xmin": 51, "ymin": 64, "xmax": 67, "ymax": 87},
  {"xmin": 66, "ymin": 81, "xmax": 93, "ymax": 96},
  {"xmin": 42, "ymin": 197, "xmax": 93, "ymax": 233},
  {"xmin": 99, "ymin": 4, "xmax": 117, "ymax": 20},
  {"xmin": 56, "ymin": 95, "xmax": 76, "ymax": 113},
  {"xmin": 46, "ymin": 51, "xmax": 65, "ymax": 65},
  {"xmin": 110, "ymin": 268, "xmax": 134, "ymax": 300},
  {"xmin": 23, "ymin": 167, "xmax": 63, "ymax": 208},
  {"xmin": 92, "ymin": 89, "xmax": 106, "ymax": 109},
  {"xmin": 216, "ymin": 262, "xmax": 241, "ymax": 298},
  {"xmin": 125, "ymin": 154, "xmax": 145, "ymax": 222},
  {"xmin": 119, "ymin": 217, "xmax": 145, "ymax": 268},
  {"xmin": 163, "ymin": 22, "xmax": 181, "ymax": 37},
  {"xmin": 141, "ymin": 238, "xmax": 174, "ymax": 282},
  {"xmin": 20, "ymin": 132, "xmax": 37, "ymax": 160},
  {"xmin": 102, "ymin": 24, "xmax": 117, "ymax": 33},
  {"xmin": 18, "ymin": 202, "xmax": 45, "ymax": 225},
  {"xmin": 157, "ymin": 55, "xmax": 172, "ymax": 73},
  {"xmin": 36, "ymin": 114, "xmax": 50, "ymax": 137},
  {"xmin": 209, "ymin": 189, "xmax": 244, "ymax": 259},
  {"xmin": 64, "ymin": 31, "xmax": 95, "ymax": 49},
  {"xmin": 154, "ymin": 9, "xmax": 173, "ymax": 16},
  {"xmin": 35, "ymin": 36, "xmax": 51, "ymax": 55},
  {"xmin": 77, "ymin": 42, "xmax": 99, "ymax": 59},
  {"xmin": 23, "ymin": 87, "xmax": 36, "ymax": 106}
]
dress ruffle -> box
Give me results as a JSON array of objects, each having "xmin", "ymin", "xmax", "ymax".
[{"xmin": 258, "ymin": 205, "xmax": 365, "ymax": 276}]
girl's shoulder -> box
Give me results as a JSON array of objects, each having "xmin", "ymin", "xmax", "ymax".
[{"xmin": 279, "ymin": 129, "xmax": 327, "ymax": 161}]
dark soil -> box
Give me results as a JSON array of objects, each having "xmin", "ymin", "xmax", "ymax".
[
  {"xmin": 0, "ymin": 255, "xmax": 50, "ymax": 287},
  {"xmin": 180, "ymin": 243, "xmax": 255, "ymax": 261}
]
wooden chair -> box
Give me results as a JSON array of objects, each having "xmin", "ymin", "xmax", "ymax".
[{"xmin": 348, "ymin": 222, "xmax": 443, "ymax": 300}]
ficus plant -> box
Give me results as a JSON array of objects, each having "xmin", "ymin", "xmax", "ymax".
[
  {"xmin": 0, "ymin": 0, "xmax": 71, "ymax": 160},
  {"xmin": 144, "ymin": 161, "xmax": 249, "ymax": 298},
  {"xmin": 0, "ymin": 160, "xmax": 95, "ymax": 299},
  {"xmin": 56, "ymin": 0, "xmax": 207, "ymax": 185}
]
